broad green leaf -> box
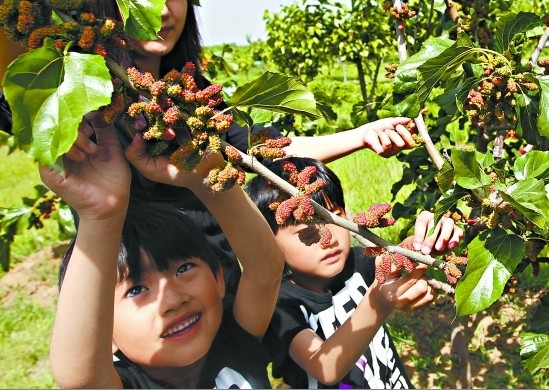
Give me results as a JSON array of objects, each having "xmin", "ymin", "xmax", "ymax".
[
  {"xmin": 3, "ymin": 43, "xmax": 113, "ymax": 166},
  {"xmin": 392, "ymin": 37, "xmax": 454, "ymax": 116},
  {"xmin": 451, "ymin": 149, "xmax": 492, "ymax": 189},
  {"xmin": 228, "ymin": 72, "xmax": 320, "ymax": 118},
  {"xmin": 493, "ymin": 12, "xmax": 544, "ymax": 54},
  {"xmin": 3, "ymin": 43, "xmax": 63, "ymax": 150},
  {"xmin": 537, "ymin": 76, "xmax": 549, "ymax": 137},
  {"xmin": 31, "ymin": 52, "xmax": 112, "ymax": 166},
  {"xmin": 455, "ymin": 229, "xmax": 525, "ymax": 316},
  {"xmin": 514, "ymin": 151, "xmax": 549, "ymax": 180},
  {"xmin": 520, "ymin": 332, "xmax": 549, "ymax": 373},
  {"xmin": 116, "ymin": 0, "xmax": 164, "ymax": 40},
  {"xmin": 416, "ymin": 34, "xmax": 484, "ymax": 111},
  {"xmin": 502, "ymin": 178, "xmax": 549, "ymax": 229}
]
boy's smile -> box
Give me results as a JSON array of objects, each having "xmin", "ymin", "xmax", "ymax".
[{"xmin": 112, "ymin": 254, "xmax": 225, "ymax": 368}]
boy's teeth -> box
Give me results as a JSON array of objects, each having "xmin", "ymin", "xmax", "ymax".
[{"xmin": 164, "ymin": 314, "xmax": 199, "ymax": 336}]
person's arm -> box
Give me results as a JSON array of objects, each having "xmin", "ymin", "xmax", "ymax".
[
  {"xmin": 285, "ymin": 117, "xmax": 416, "ymax": 163},
  {"xmin": 124, "ymin": 134, "xmax": 285, "ymax": 338},
  {"xmin": 43, "ymin": 124, "xmax": 130, "ymax": 389},
  {"xmin": 286, "ymin": 211, "xmax": 462, "ymax": 385}
]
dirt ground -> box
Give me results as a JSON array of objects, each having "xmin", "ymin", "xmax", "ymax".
[{"xmin": 1, "ymin": 242, "xmax": 546, "ymax": 389}]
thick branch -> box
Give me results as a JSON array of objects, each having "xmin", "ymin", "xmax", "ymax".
[{"xmin": 223, "ymin": 140, "xmax": 447, "ymax": 270}]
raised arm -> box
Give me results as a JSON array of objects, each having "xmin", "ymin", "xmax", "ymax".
[
  {"xmin": 44, "ymin": 124, "xmax": 130, "ymax": 389},
  {"xmin": 124, "ymin": 134, "xmax": 284, "ymax": 338},
  {"xmin": 287, "ymin": 212, "xmax": 462, "ymax": 385},
  {"xmin": 285, "ymin": 117, "xmax": 416, "ymax": 163}
]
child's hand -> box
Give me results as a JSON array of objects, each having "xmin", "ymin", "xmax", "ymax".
[
  {"xmin": 124, "ymin": 132, "xmax": 224, "ymax": 191},
  {"xmin": 38, "ymin": 124, "xmax": 131, "ymax": 221},
  {"xmin": 361, "ymin": 117, "xmax": 416, "ymax": 157},
  {"xmin": 410, "ymin": 211, "xmax": 463, "ymax": 255},
  {"xmin": 373, "ymin": 263, "xmax": 435, "ymax": 315}
]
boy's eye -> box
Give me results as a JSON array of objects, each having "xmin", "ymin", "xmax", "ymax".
[
  {"xmin": 125, "ymin": 285, "xmax": 148, "ymax": 298},
  {"xmin": 176, "ymin": 262, "xmax": 195, "ymax": 276}
]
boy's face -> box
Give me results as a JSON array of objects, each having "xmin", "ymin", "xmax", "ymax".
[
  {"xmin": 112, "ymin": 251, "xmax": 225, "ymax": 368},
  {"xmin": 275, "ymin": 206, "xmax": 351, "ymax": 289}
]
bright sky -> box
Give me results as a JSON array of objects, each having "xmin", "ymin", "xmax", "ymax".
[{"xmin": 196, "ymin": 0, "xmax": 299, "ymax": 46}]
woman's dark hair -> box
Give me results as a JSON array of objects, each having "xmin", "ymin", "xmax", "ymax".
[
  {"xmin": 59, "ymin": 200, "xmax": 221, "ymax": 289},
  {"xmin": 244, "ymin": 157, "xmax": 346, "ymax": 235},
  {"xmin": 159, "ymin": 2, "xmax": 202, "ymax": 78}
]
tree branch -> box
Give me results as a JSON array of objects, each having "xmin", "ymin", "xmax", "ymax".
[
  {"xmin": 223, "ymin": 139, "xmax": 447, "ymax": 270},
  {"xmin": 392, "ymin": 0, "xmax": 445, "ymax": 170}
]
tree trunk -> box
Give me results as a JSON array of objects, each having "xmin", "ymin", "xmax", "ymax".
[{"xmin": 355, "ymin": 59, "xmax": 368, "ymax": 105}]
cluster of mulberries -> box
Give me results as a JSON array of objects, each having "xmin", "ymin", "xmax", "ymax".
[
  {"xmin": 463, "ymin": 56, "xmax": 538, "ymax": 136},
  {"xmin": 0, "ymin": 0, "xmax": 127, "ymax": 55},
  {"xmin": 374, "ymin": 244, "xmax": 417, "ymax": 283},
  {"xmin": 443, "ymin": 252, "xmax": 468, "ymax": 285},
  {"xmin": 126, "ymin": 63, "xmax": 233, "ymax": 173},
  {"xmin": 204, "ymin": 145, "xmax": 246, "ymax": 192},
  {"xmin": 249, "ymin": 136, "xmax": 292, "ymax": 160},
  {"xmin": 353, "ymin": 203, "xmax": 395, "ymax": 228},
  {"xmin": 273, "ymin": 195, "xmax": 315, "ymax": 225}
]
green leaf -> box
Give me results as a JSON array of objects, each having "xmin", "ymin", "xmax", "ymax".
[
  {"xmin": 436, "ymin": 160, "xmax": 455, "ymax": 192},
  {"xmin": 493, "ymin": 12, "xmax": 544, "ymax": 54},
  {"xmin": 455, "ymin": 229, "xmax": 525, "ymax": 316},
  {"xmin": 516, "ymin": 85, "xmax": 544, "ymax": 147},
  {"xmin": 537, "ymin": 76, "xmax": 549, "ymax": 138},
  {"xmin": 3, "ymin": 43, "xmax": 63, "ymax": 150},
  {"xmin": 434, "ymin": 187, "xmax": 469, "ymax": 222},
  {"xmin": 4, "ymin": 42, "xmax": 113, "ymax": 166},
  {"xmin": 502, "ymin": 178, "xmax": 549, "ymax": 229},
  {"xmin": 451, "ymin": 149, "xmax": 492, "ymax": 189},
  {"xmin": 416, "ymin": 34, "xmax": 483, "ymax": 111},
  {"xmin": 514, "ymin": 151, "xmax": 549, "ymax": 180},
  {"xmin": 116, "ymin": 0, "xmax": 164, "ymax": 41},
  {"xmin": 520, "ymin": 332, "xmax": 549, "ymax": 373},
  {"xmin": 228, "ymin": 72, "xmax": 320, "ymax": 118},
  {"xmin": 392, "ymin": 37, "xmax": 454, "ymax": 117}
]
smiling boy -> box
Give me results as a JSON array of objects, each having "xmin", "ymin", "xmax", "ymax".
[{"xmin": 44, "ymin": 125, "xmax": 284, "ymax": 388}]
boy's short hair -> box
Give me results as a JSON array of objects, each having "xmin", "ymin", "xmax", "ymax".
[
  {"xmin": 245, "ymin": 157, "xmax": 345, "ymax": 234},
  {"xmin": 59, "ymin": 200, "xmax": 221, "ymax": 289}
]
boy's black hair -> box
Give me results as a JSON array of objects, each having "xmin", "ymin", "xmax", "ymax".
[
  {"xmin": 59, "ymin": 200, "xmax": 221, "ymax": 289},
  {"xmin": 245, "ymin": 157, "xmax": 345, "ymax": 234}
]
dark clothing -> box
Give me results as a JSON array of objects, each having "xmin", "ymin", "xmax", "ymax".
[
  {"xmin": 267, "ymin": 247, "xmax": 413, "ymax": 389},
  {"xmin": 115, "ymin": 308, "xmax": 272, "ymax": 389}
]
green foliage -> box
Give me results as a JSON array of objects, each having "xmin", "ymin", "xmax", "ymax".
[
  {"xmin": 456, "ymin": 228, "xmax": 525, "ymax": 315},
  {"xmin": 115, "ymin": 0, "xmax": 164, "ymax": 41},
  {"xmin": 228, "ymin": 71, "xmax": 321, "ymax": 128},
  {"xmin": 3, "ymin": 40, "xmax": 113, "ymax": 167}
]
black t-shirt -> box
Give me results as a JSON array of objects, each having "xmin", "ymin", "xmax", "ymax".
[
  {"xmin": 267, "ymin": 247, "xmax": 413, "ymax": 389},
  {"xmin": 114, "ymin": 308, "xmax": 272, "ymax": 389}
]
